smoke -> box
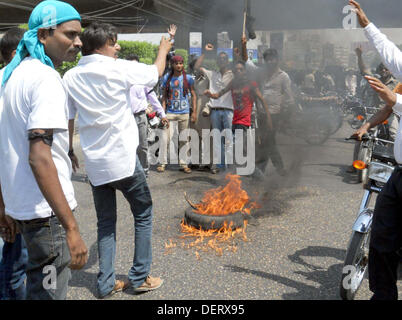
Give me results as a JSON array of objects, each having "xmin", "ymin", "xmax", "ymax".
[{"xmin": 202, "ymin": 0, "xmax": 402, "ymax": 38}]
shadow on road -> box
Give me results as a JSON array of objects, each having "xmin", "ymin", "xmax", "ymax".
[
  {"xmin": 224, "ymin": 246, "xmax": 347, "ymax": 299},
  {"xmin": 302, "ymin": 163, "xmax": 360, "ymax": 185},
  {"xmin": 69, "ymin": 242, "xmax": 126, "ymax": 298}
]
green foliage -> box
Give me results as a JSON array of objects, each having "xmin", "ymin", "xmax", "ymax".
[
  {"xmin": 18, "ymin": 24, "xmax": 28, "ymax": 30},
  {"xmin": 56, "ymin": 53, "xmax": 81, "ymax": 77},
  {"xmin": 117, "ymin": 40, "xmax": 158, "ymax": 64}
]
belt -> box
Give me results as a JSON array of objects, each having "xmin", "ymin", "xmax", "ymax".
[
  {"xmin": 211, "ymin": 108, "xmax": 233, "ymax": 111},
  {"xmin": 16, "ymin": 212, "xmax": 56, "ymax": 225}
]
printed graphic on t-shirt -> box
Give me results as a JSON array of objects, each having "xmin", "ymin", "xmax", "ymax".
[{"xmin": 163, "ymin": 74, "xmax": 194, "ymax": 114}]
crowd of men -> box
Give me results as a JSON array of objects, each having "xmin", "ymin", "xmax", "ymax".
[{"xmin": 0, "ymin": 0, "xmax": 401, "ymax": 300}]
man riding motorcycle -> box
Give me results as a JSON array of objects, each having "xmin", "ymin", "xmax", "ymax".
[{"xmin": 350, "ymin": 0, "xmax": 402, "ymax": 300}]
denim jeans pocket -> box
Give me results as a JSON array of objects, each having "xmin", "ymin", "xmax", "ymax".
[{"xmin": 22, "ymin": 220, "xmax": 56, "ymax": 267}]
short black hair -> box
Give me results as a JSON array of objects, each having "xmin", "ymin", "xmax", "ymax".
[
  {"xmin": 263, "ymin": 48, "xmax": 279, "ymax": 61},
  {"xmin": 81, "ymin": 22, "xmax": 118, "ymax": 56},
  {"xmin": 126, "ymin": 54, "xmax": 139, "ymax": 62},
  {"xmin": 0, "ymin": 27, "xmax": 25, "ymax": 63},
  {"xmin": 235, "ymin": 60, "xmax": 246, "ymax": 67}
]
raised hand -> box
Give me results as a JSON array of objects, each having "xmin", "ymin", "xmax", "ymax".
[
  {"xmin": 349, "ymin": 0, "xmax": 370, "ymax": 28},
  {"xmin": 365, "ymin": 75, "xmax": 397, "ymax": 107},
  {"xmin": 167, "ymin": 24, "xmax": 177, "ymax": 39},
  {"xmin": 205, "ymin": 43, "xmax": 214, "ymax": 51}
]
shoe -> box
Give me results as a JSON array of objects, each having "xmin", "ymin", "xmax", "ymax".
[
  {"xmin": 134, "ymin": 275, "xmax": 164, "ymax": 293},
  {"xmin": 210, "ymin": 165, "xmax": 219, "ymax": 174},
  {"xmin": 99, "ymin": 279, "xmax": 130, "ymax": 299},
  {"xmin": 181, "ymin": 166, "xmax": 192, "ymax": 174},
  {"xmin": 156, "ymin": 164, "xmax": 165, "ymax": 172}
]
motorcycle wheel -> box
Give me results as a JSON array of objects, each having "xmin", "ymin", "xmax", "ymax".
[
  {"xmin": 304, "ymin": 115, "xmax": 331, "ymax": 145},
  {"xmin": 329, "ymin": 106, "xmax": 344, "ymax": 135},
  {"xmin": 339, "ymin": 231, "xmax": 370, "ymax": 300}
]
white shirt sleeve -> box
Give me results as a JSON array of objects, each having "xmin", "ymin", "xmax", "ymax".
[
  {"xmin": 364, "ymin": 23, "xmax": 402, "ymax": 80},
  {"xmin": 27, "ymin": 73, "xmax": 68, "ymax": 131},
  {"xmin": 67, "ymin": 93, "xmax": 77, "ymax": 121},
  {"xmin": 393, "ymin": 93, "xmax": 402, "ymax": 115},
  {"xmin": 118, "ymin": 60, "xmax": 159, "ymax": 88}
]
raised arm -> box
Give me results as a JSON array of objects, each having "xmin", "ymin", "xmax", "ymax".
[
  {"xmin": 350, "ymin": 0, "xmax": 402, "ymax": 80},
  {"xmin": 355, "ymin": 46, "xmax": 370, "ymax": 75},
  {"xmin": 154, "ymin": 37, "xmax": 173, "ymax": 78},
  {"xmin": 241, "ymin": 36, "xmax": 248, "ymax": 62},
  {"xmin": 194, "ymin": 43, "xmax": 214, "ymax": 74}
]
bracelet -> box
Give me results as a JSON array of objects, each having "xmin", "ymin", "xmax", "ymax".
[{"xmin": 68, "ymin": 149, "xmax": 74, "ymax": 157}]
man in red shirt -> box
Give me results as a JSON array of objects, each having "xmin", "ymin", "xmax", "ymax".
[{"xmin": 205, "ymin": 60, "xmax": 272, "ymax": 174}]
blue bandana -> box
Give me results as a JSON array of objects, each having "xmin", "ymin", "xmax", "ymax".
[{"xmin": 2, "ymin": 0, "xmax": 81, "ymax": 86}]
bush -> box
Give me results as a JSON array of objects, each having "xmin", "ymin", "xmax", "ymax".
[
  {"xmin": 118, "ymin": 40, "xmax": 158, "ymax": 64},
  {"xmin": 57, "ymin": 53, "xmax": 81, "ymax": 76}
]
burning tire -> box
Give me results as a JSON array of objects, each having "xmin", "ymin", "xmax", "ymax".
[{"xmin": 184, "ymin": 207, "xmax": 245, "ymax": 230}]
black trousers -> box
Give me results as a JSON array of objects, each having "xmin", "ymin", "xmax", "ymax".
[
  {"xmin": 368, "ymin": 167, "xmax": 402, "ymax": 300},
  {"xmin": 255, "ymin": 113, "xmax": 284, "ymax": 173}
]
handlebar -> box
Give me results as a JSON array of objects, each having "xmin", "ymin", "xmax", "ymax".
[{"xmin": 345, "ymin": 134, "xmax": 394, "ymax": 145}]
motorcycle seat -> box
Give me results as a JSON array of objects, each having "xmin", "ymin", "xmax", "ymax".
[{"xmin": 372, "ymin": 144, "xmax": 397, "ymax": 165}]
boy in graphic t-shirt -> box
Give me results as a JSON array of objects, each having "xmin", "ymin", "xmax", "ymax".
[{"xmin": 158, "ymin": 55, "xmax": 197, "ymax": 173}]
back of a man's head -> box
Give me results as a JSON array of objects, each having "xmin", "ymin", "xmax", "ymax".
[
  {"xmin": 81, "ymin": 22, "xmax": 117, "ymax": 56},
  {"xmin": 0, "ymin": 27, "xmax": 25, "ymax": 64},
  {"xmin": 126, "ymin": 54, "xmax": 139, "ymax": 62},
  {"xmin": 263, "ymin": 48, "xmax": 279, "ymax": 62}
]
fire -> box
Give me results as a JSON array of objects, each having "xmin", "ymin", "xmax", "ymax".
[
  {"xmin": 179, "ymin": 219, "xmax": 248, "ymax": 257},
  {"xmin": 194, "ymin": 174, "xmax": 260, "ymax": 216},
  {"xmin": 164, "ymin": 174, "xmax": 257, "ymax": 259}
]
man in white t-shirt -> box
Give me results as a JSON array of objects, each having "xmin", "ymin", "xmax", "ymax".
[
  {"xmin": 64, "ymin": 22, "xmax": 171, "ymax": 298},
  {"xmin": 194, "ymin": 44, "xmax": 234, "ymax": 174},
  {"xmin": 350, "ymin": 0, "xmax": 402, "ymax": 300},
  {"xmin": 0, "ymin": 1, "xmax": 88, "ymax": 300}
]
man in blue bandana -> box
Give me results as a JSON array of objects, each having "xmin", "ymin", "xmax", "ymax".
[{"xmin": 0, "ymin": 1, "xmax": 87, "ymax": 300}]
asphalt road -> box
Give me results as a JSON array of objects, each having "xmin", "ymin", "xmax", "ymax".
[{"xmin": 66, "ymin": 120, "xmax": 402, "ymax": 300}]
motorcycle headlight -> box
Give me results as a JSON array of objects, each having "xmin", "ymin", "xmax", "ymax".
[{"xmin": 368, "ymin": 162, "xmax": 394, "ymax": 184}]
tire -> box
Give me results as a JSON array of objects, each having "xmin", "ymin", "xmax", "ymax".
[
  {"xmin": 329, "ymin": 107, "xmax": 343, "ymax": 135},
  {"xmin": 304, "ymin": 115, "xmax": 331, "ymax": 145},
  {"xmin": 339, "ymin": 231, "xmax": 371, "ymax": 300},
  {"xmin": 184, "ymin": 207, "xmax": 246, "ymax": 230}
]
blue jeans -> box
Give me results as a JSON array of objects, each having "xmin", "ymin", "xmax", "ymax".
[
  {"xmin": 0, "ymin": 234, "xmax": 28, "ymax": 300},
  {"xmin": 16, "ymin": 215, "xmax": 71, "ymax": 300},
  {"xmin": 91, "ymin": 157, "xmax": 153, "ymax": 297},
  {"xmin": 210, "ymin": 109, "xmax": 233, "ymax": 168}
]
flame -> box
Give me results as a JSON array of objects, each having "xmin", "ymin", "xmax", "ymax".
[
  {"xmin": 353, "ymin": 160, "xmax": 367, "ymax": 170},
  {"xmin": 356, "ymin": 115, "xmax": 364, "ymax": 121},
  {"xmin": 175, "ymin": 219, "xmax": 248, "ymax": 258},
  {"xmin": 194, "ymin": 174, "xmax": 260, "ymax": 216}
]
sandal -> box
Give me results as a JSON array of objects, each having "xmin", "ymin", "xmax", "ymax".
[{"xmin": 182, "ymin": 166, "xmax": 192, "ymax": 174}]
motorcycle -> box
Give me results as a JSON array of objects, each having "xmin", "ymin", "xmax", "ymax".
[{"xmin": 340, "ymin": 133, "xmax": 396, "ymax": 300}]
